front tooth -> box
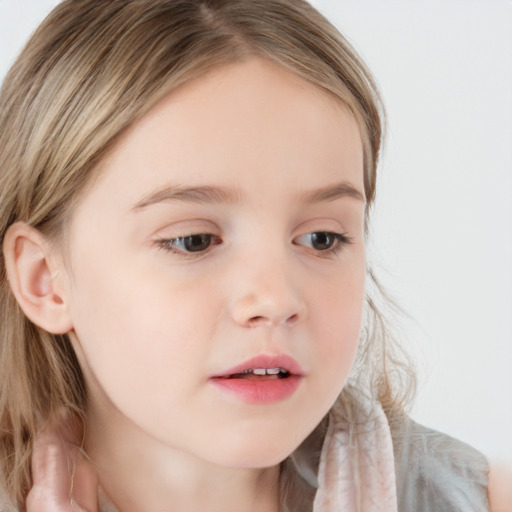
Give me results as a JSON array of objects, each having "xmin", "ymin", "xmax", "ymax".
[
  {"xmin": 252, "ymin": 368, "xmax": 266, "ymax": 376},
  {"xmin": 266, "ymin": 368, "xmax": 281, "ymax": 375}
]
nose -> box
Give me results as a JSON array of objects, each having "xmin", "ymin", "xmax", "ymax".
[{"xmin": 229, "ymin": 256, "xmax": 306, "ymax": 329}]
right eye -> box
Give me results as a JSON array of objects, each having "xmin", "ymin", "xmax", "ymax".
[{"xmin": 156, "ymin": 234, "xmax": 221, "ymax": 255}]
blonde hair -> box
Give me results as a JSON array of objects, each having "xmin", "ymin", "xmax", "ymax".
[{"xmin": 0, "ymin": 0, "xmax": 415, "ymax": 509}]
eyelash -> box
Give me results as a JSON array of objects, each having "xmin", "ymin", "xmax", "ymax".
[
  {"xmin": 155, "ymin": 234, "xmax": 222, "ymax": 257},
  {"xmin": 155, "ymin": 231, "xmax": 352, "ymax": 259},
  {"xmin": 294, "ymin": 232, "xmax": 353, "ymax": 256}
]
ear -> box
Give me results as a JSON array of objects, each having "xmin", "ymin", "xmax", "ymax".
[{"xmin": 3, "ymin": 222, "xmax": 73, "ymax": 334}]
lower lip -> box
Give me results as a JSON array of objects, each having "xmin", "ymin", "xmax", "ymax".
[{"xmin": 210, "ymin": 376, "xmax": 303, "ymax": 404}]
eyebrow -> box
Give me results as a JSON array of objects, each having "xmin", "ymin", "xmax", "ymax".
[
  {"xmin": 299, "ymin": 181, "xmax": 365, "ymax": 204},
  {"xmin": 132, "ymin": 180, "xmax": 365, "ymax": 210},
  {"xmin": 132, "ymin": 185, "xmax": 241, "ymax": 210}
]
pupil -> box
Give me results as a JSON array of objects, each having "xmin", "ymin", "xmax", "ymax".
[
  {"xmin": 312, "ymin": 232, "xmax": 333, "ymax": 250},
  {"xmin": 184, "ymin": 234, "xmax": 211, "ymax": 252}
]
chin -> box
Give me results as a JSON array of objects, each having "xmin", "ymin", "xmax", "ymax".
[
  {"xmin": 205, "ymin": 430, "xmax": 307, "ymax": 470},
  {"xmin": 217, "ymin": 450, "xmax": 291, "ymax": 470}
]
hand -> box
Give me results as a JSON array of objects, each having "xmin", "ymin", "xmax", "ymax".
[{"xmin": 26, "ymin": 411, "xmax": 99, "ymax": 512}]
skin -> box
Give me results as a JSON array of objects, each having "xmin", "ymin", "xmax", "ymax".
[
  {"xmin": 7, "ymin": 57, "xmax": 511, "ymax": 512},
  {"xmin": 65, "ymin": 58, "xmax": 366, "ymax": 511},
  {"xmin": 26, "ymin": 412, "xmax": 98, "ymax": 512},
  {"xmin": 488, "ymin": 463, "xmax": 512, "ymax": 512},
  {"xmin": 13, "ymin": 57, "xmax": 368, "ymax": 511}
]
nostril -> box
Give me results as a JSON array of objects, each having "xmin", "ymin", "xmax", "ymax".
[
  {"xmin": 248, "ymin": 316, "xmax": 265, "ymax": 326},
  {"xmin": 246, "ymin": 313, "xmax": 300, "ymax": 327},
  {"xmin": 286, "ymin": 313, "xmax": 299, "ymax": 325}
]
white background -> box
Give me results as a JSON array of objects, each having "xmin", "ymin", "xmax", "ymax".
[{"xmin": 1, "ymin": 0, "xmax": 511, "ymax": 462}]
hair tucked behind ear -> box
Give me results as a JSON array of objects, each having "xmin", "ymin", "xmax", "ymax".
[{"xmin": 0, "ymin": 0, "xmax": 414, "ymax": 509}]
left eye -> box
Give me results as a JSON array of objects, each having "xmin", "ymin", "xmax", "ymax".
[
  {"xmin": 295, "ymin": 232, "xmax": 350, "ymax": 252},
  {"xmin": 159, "ymin": 234, "xmax": 218, "ymax": 253}
]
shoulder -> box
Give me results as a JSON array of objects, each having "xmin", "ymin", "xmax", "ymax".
[
  {"xmin": 390, "ymin": 416, "xmax": 489, "ymax": 512},
  {"xmin": 488, "ymin": 462, "xmax": 512, "ymax": 512}
]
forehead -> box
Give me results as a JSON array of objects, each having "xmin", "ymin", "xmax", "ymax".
[{"xmin": 80, "ymin": 57, "xmax": 364, "ymax": 211}]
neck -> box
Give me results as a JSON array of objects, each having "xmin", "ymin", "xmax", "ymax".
[{"xmin": 84, "ymin": 401, "xmax": 281, "ymax": 512}]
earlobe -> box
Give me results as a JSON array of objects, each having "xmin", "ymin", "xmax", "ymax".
[{"xmin": 3, "ymin": 222, "xmax": 73, "ymax": 334}]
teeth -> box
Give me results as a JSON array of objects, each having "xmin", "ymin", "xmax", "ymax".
[{"xmin": 240, "ymin": 367, "xmax": 285, "ymax": 376}]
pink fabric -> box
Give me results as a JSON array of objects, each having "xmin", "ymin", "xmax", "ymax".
[{"xmin": 313, "ymin": 402, "xmax": 398, "ymax": 512}]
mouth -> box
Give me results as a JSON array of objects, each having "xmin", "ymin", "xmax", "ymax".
[
  {"xmin": 221, "ymin": 367, "xmax": 291, "ymax": 380},
  {"xmin": 211, "ymin": 354, "xmax": 304, "ymax": 380},
  {"xmin": 209, "ymin": 354, "xmax": 304, "ymax": 404}
]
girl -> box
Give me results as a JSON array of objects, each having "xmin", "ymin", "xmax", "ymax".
[{"xmin": 0, "ymin": 0, "xmax": 503, "ymax": 510}]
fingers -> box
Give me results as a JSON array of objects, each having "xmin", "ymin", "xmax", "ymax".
[
  {"xmin": 30, "ymin": 416, "xmax": 72, "ymax": 504},
  {"xmin": 69, "ymin": 447, "xmax": 99, "ymax": 512},
  {"xmin": 26, "ymin": 412, "xmax": 98, "ymax": 512}
]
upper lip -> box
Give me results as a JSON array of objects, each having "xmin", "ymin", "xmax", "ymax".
[{"xmin": 211, "ymin": 354, "xmax": 305, "ymax": 378}]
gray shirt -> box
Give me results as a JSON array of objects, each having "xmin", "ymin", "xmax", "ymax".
[{"xmin": 392, "ymin": 417, "xmax": 489, "ymax": 511}]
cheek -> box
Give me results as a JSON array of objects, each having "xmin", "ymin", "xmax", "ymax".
[
  {"xmin": 67, "ymin": 260, "xmax": 220, "ymax": 400},
  {"xmin": 310, "ymin": 264, "xmax": 366, "ymax": 391}
]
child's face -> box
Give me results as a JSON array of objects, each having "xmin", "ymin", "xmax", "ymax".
[{"xmin": 63, "ymin": 58, "xmax": 366, "ymax": 468}]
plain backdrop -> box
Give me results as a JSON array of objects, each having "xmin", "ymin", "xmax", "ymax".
[{"xmin": 1, "ymin": 0, "xmax": 511, "ymax": 462}]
